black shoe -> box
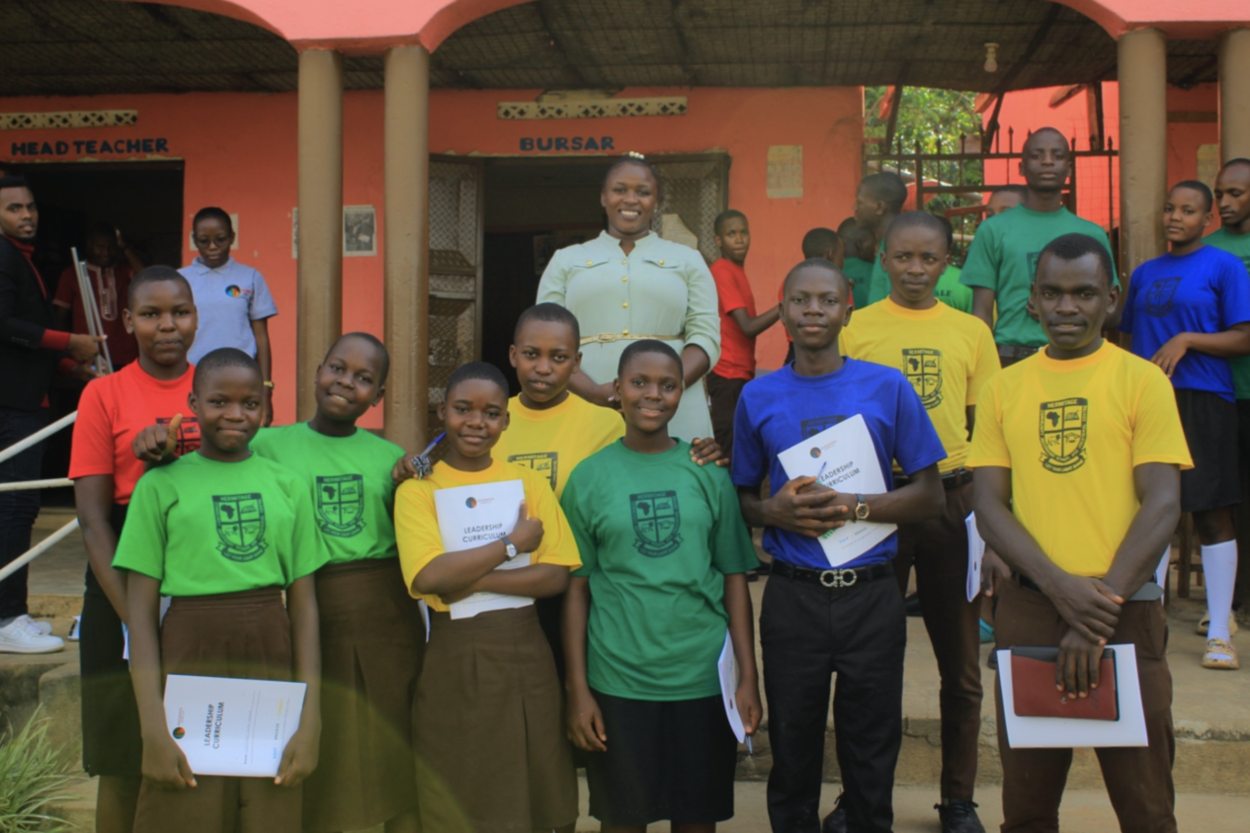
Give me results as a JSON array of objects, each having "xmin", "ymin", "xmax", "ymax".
[
  {"xmin": 936, "ymin": 799, "xmax": 986, "ymax": 833},
  {"xmin": 905, "ymin": 592, "xmax": 923, "ymax": 617},
  {"xmin": 821, "ymin": 795, "xmax": 848, "ymax": 833}
]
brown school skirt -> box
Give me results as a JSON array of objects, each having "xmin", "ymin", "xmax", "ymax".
[
  {"xmin": 303, "ymin": 559, "xmax": 425, "ymax": 831},
  {"xmin": 133, "ymin": 588, "xmax": 302, "ymax": 833},
  {"xmin": 415, "ymin": 605, "xmax": 578, "ymax": 833}
]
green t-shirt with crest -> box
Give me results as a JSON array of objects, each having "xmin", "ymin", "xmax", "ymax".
[
  {"xmin": 1205, "ymin": 227, "xmax": 1250, "ymax": 399},
  {"xmin": 114, "ymin": 452, "xmax": 329, "ymax": 596},
  {"xmin": 251, "ymin": 422, "xmax": 405, "ymax": 564}
]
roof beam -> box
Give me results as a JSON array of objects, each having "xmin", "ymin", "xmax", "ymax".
[{"xmin": 534, "ymin": 1, "xmax": 588, "ymax": 87}]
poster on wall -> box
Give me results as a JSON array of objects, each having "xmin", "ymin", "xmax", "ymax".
[
  {"xmin": 344, "ymin": 205, "xmax": 377, "ymax": 257},
  {"xmin": 767, "ymin": 145, "xmax": 804, "ymax": 199}
]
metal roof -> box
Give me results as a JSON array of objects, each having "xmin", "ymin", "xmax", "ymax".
[{"xmin": 0, "ymin": 1, "xmax": 1220, "ymax": 97}]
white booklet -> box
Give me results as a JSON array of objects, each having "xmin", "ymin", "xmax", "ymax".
[
  {"xmin": 777, "ymin": 414, "xmax": 898, "ymax": 567},
  {"xmin": 716, "ymin": 631, "xmax": 752, "ymax": 752},
  {"xmin": 966, "ymin": 512, "xmax": 986, "ymax": 603},
  {"xmin": 433, "ymin": 479, "xmax": 535, "ymax": 620},
  {"xmin": 996, "ymin": 644, "xmax": 1148, "ymax": 748},
  {"xmin": 163, "ymin": 674, "xmax": 307, "ymax": 777}
]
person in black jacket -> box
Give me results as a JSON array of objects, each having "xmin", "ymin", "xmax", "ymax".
[{"xmin": 0, "ymin": 175, "xmax": 102, "ymax": 653}]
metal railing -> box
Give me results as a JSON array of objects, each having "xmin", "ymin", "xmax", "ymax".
[{"xmin": 0, "ymin": 411, "xmax": 79, "ymax": 583}]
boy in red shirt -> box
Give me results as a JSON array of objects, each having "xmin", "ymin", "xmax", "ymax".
[{"xmin": 707, "ymin": 210, "xmax": 780, "ymax": 456}]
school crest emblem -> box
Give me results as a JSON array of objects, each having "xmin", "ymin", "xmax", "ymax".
[
  {"xmin": 800, "ymin": 415, "xmax": 846, "ymax": 438},
  {"xmin": 1146, "ymin": 276, "xmax": 1182, "ymax": 317},
  {"xmin": 156, "ymin": 415, "xmax": 201, "ymax": 456},
  {"xmin": 902, "ymin": 348, "xmax": 943, "ymax": 409},
  {"xmin": 630, "ymin": 491, "xmax": 682, "ymax": 558},
  {"xmin": 315, "ymin": 475, "xmax": 365, "ymax": 537},
  {"xmin": 212, "ymin": 493, "xmax": 267, "ymax": 562},
  {"xmin": 1038, "ymin": 398, "xmax": 1088, "ymax": 474},
  {"xmin": 509, "ymin": 452, "xmax": 558, "ymax": 492}
]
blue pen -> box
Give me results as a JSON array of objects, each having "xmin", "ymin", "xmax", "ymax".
[{"xmin": 817, "ymin": 460, "xmax": 828, "ymax": 480}]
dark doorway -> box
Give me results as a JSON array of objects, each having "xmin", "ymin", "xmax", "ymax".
[{"xmin": 5, "ymin": 161, "xmax": 185, "ymax": 503}]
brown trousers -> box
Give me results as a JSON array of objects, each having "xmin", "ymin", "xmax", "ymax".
[
  {"xmin": 894, "ymin": 480, "xmax": 982, "ymax": 800},
  {"xmin": 993, "ymin": 579, "xmax": 1177, "ymax": 833}
]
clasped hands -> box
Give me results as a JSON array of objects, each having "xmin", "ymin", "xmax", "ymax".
[
  {"xmin": 1044, "ymin": 572, "xmax": 1125, "ymax": 700},
  {"xmin": 763, "ymin": 476, "xmax": 854, "ymax": 538}
]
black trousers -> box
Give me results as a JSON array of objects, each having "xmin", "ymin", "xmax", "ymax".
[
  {"xmin": 761, "ymin": 570, "xmax": 906, "ymax": 833},
  {"xmin": 0, "ymin": 406, "xmax": 49, "ymax": 619}
]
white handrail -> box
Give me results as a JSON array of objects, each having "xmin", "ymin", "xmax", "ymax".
[
  {"xmin": 0, "ymin": 518, "xmax": 79, "ymax": 583},
  {"xmin": 0, "ymin": 411, "xmax": 77, "ymax": 465},
  {"xmin": 0, "ymin": 478, "xmax": 72, "ymax": 493}
]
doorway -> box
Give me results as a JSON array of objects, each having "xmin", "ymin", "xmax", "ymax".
[{"xmin": 5, "ymin": 161, "xmax": 185, "ymax": 500}]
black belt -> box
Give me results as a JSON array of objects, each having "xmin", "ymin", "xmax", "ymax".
[
  {"xmin": 997, "ymin": 344, "xmax": 1041, "ymax": 361},
  {"xmin": 895, "ymin": 468, "xmax": 973, "ymax": 491},
  {"xmin": 1013, "ymin": 573, "xmax": 1161, "ymax": 602},
  {"xmin": 770, "ymin": 559, "xmax": 894, "ymax": 589}
]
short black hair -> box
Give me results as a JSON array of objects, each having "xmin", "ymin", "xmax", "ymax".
[
  {"xmin": 1023, "ymin": 126, "xmax": 1070, "ymax": 153},
  {"xmin": 193, "ymin": 347, "xmax": 261, "ymax": 391},
  {"xmin": 990, "ymin": 184, "xmax": 1029, "ymax": 201},
  {"xmin": 884, "ymin": 211, "xmax": 949, "ymax": 251},
  {"xmin": 326, "ymin": 332, "xmax": 391, "ymax": 385},
  {"xmin": 1037, "ymin": 233, "xmax": 1114, "ymax": 288},
  {"xmin": 1170, "ymin": 179, "xmax": 1214, "ymax": 212},
  {"xmin": 714, "ymin": 209, "xmax": 747, "ymax": 235},
  {"xmin": 446, "ymin": 361, "xmax": 509, "ymax": 399},
  {"xmin": 1222, "ymin": 158, "xmax": 1250, "ymax": 173},
  {"xmin": 618, "ymin": 338, "xmax": 681, "ymax": 377},
  {"xmin": 858, "ymin": 172, "xmax": 908, "ymax": 216},
  {"xmin": 127, "ymin": 265, "xmax": 193, "ymax": 306},
  {"xmin": 836, "ymin": 217, "xmax": 873, "ymax": 259},
  {"xmin": 801, "ymin": 227, "xmax": 841, "ymax": 260},
  {"xmin": 192, "ymin": 206, "xmax": 233, "ymax": 233},
  {"xmin": 0, "ymin": 175, "xmax": 31, "ymax": 193},
  {"xmin": 513, "ymin": 302, "xmax": 580, "ymax": 345},
  {"xmin": 602, "ymin": 154, "xmax": 664, "ymax": 201},
  {"xmin": 782, "ymin": 257, "xmax": 851, "ymax": 297}
]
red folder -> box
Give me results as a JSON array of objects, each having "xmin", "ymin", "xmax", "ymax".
[{"xmin": 1009, "ymin": 646, "xmax": 1119, "ymax": 721}]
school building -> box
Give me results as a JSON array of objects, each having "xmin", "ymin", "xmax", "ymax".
[{"xmin": 3, "ymin": 0, "xmax": 1250, "ymax": 450}]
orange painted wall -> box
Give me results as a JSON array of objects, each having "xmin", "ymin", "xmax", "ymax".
[{"xmin": 2, "ymin": 85, "xmax": 861, "ymax": 424}]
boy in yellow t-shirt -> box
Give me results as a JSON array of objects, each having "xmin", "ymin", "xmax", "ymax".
[
  {"xmin": 968, "ymin": 233, "xmax": 1191, "ymax": 832},
  {"xmin": 839, "ymin": 211, "xmax": 999, "ymax": 831},
  {"xmin": 393, "ymin": 361, "xmax": 581, "ymax": 833}
]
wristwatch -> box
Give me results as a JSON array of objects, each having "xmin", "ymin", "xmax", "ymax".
[
  {"xmin": 501, "ymin": 535, "xmax": 519, "ymax": 562},
  {"xmin": 854, "ymin": 494, "xmax": 870, "ymax": 521}
]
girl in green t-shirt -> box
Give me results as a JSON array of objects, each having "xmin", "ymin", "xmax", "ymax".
[
  {"xmin": 118, "ymin": 349, "xmax": 326, "ymax": 833},
  {"xmin": 562, "ymin": 339, "xmax": 762, "ymax": 830}
]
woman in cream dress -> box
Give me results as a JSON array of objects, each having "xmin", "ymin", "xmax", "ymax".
[{"xmin": 537, "ymin": 155, "xmax": 721, "ymax": 442}]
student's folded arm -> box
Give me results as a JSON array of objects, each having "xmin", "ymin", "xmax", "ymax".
[
  {"xmin": 1102, "ymin": 462, "xmax": 1182, "ymax": 600},
  {"xmin": 127, "ymin": 573, "xmax": 197, "ymax": 791},
  {"xmin": 277, "ymin": 575, "xmax": 320, "ymax": 788},
  {"xmin": 75, "ymin": 476, "xmax": 129, "ymax": 623},
  {"xmin": 413, "ymin": 540, "xmax": 509, "ymax": 596},
  {"xmin": 972, "ymin": 465, "xmax": 1121, "ymax": 644},
  {"xmin": 471, "ymin": 563, "xmax": 569, "ymax": 599}
]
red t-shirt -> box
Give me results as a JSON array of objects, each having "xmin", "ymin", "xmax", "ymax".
[
  {"xmin": 56, "ymin": 262, "xmax": 138, "ymax": 367},
  {"xmin": 711, "ymin": 257, "xmax": 759, "ymax": 381},
  {"xmin": 69, "ymin": 362, "xmax": 200, "ymax": 503}
]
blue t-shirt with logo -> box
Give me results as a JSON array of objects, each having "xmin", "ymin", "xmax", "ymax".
[
  {"xmin": 731, "ymin": 359, "xmax": 947, "ymax": 569},
  {"xmin": 1121, "ymin": 245, "xmax": 1250, "ymax": 401}
]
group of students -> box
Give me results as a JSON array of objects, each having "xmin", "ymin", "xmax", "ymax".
[{"xmin": 51, "ymin": 139, "xmax": 1250, "ymax": 833}]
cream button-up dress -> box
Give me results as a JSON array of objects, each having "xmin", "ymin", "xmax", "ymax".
[{"xmin": 537, "ymin": 231, "xmax": 721, "ymax": 442}]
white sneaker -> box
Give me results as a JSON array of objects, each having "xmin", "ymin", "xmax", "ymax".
[
  {"xmin": 0, "ymin": 617, "xmax": 65, "ymax": 654},
  {"xmin": 12, "ymin": 614, "xmax": 53, "ymax": 636}
]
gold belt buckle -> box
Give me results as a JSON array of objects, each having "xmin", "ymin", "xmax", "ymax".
[{"xmin": 819, "ymin": 568, "xmax": 858, "ymax": 588}]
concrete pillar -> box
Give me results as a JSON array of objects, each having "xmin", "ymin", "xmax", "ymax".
[
  {"xmin": 1220, "ymin": 28, "xmax": 1250, "ymax": 163},
  {"xmin": 382, "ymin": 46, "xmax": 431, "ymax": 450},
  {"xmin": 1117, "ymin": 28, "xmax": 1169, "ymax": 279},
  {"xmin": 296, "ymin": 49, "xmax": 344, "ymax": 420}
]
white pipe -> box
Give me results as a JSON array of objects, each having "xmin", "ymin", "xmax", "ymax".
[
  {"xmin": 0, "ymin": 518, "xmax": 79, "ymax": 584},
  {"xmin": 0, "ymin": 478, "xmax": 73, "ymax": 492},
  {"xmin": 0, "ymin": 411, "xmax": 76, "ymax": 465}
]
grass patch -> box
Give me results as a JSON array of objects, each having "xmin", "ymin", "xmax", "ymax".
[{"xmin": 0, "ymin": 709, "xmax": 74, "ymax": 832}]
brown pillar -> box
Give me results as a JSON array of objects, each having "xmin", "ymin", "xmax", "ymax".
[
  {"xmin": 1220, "ymin": 28, "xmax": 1250, "ymax": 163},
  {"xmin": 296, "ymin": 49, "xmax": 344, "ymax": 420},
  {"xmin": 382, "ymin": 46, "xmax": 431, "ymax": 450},
  {"xmin": 1117, "ymin": 28, "xmax": 1168, "ymax": 279}
]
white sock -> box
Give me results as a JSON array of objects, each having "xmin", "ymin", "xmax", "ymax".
[
  {"xmin": 1155, "ymin": 546, "xmax": 1171, "ymax": 596},
  {"xmin": 1202, "ymin": 540, "xmax": 1238, "ymax": 643}
]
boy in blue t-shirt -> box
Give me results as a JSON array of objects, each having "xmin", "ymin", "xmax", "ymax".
[
  {"xmin": 732, "ymin": 258, "xmax": 946, "ymax": 832},
  {"xmin": 1121, "ymin": 180, "xmax": 1250, "ymax": 670}
]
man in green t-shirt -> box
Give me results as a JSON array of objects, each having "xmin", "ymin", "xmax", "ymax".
[
  {"xmin": 857, "ymin": 172, "xmax": 908, "ymax": 306},
  {"xmin": 960, "ymin": 128, "xmax": 1117, "ymax": 366},
  {"xmin": 932, "ymin": 215, "xmax": 973, "ymax": 313},
  {"xmin": 838, "ymin": 217, "xmax": 876, "ymax": 310},
  {"xmin": 1209, "ymin": 159, "xmax": 1250, "ymax": 408}
]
